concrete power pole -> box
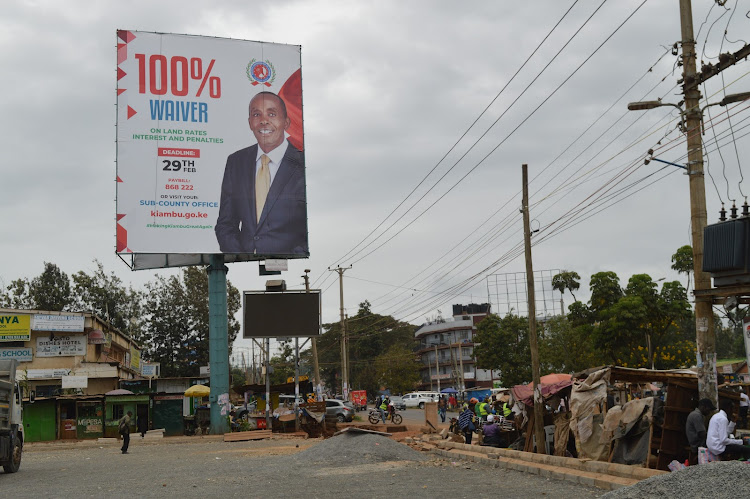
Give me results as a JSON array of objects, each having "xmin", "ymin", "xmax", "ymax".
[
  {"xmin": 679, "ymin": 0, "xmax": 717, "ymax": 405},
  {"xmin": 522, "ymin": 164, "xmax": 546, "ymax": 454},
  {"xmin": 329, "ymin": 265, "xmax": 352, "ymax": 399},
  {"xmin": 303, "ymin": 270, "xmax": 323, "ymax": 400}
]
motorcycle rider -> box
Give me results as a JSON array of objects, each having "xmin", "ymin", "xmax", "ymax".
[{"xmin": 379, "ymin": 395, "xmax": 389, "ymax": 423}]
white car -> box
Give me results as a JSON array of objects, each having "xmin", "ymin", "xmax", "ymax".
[{"xmin": 402, "ymin": 392, "xmax": 440, "ymax": 409}]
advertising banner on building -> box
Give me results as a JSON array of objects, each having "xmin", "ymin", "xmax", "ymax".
[
  {"xmin": 33, "ymin": 314, "xmax": 85, "ymax": 332},
  {"xmin": 116, "ymin": 31, "xmax": 308, "ymax": 267},
  {"xmin": 130, "ymin": 345, "xmax": 141, "ymax": 372},
  {"xmin": 0, "ymin": 347, "xmax": 33, "ymax": 362},
  {"xmin": 0, "ymin": 314, "xmax": 31, "ymax": 341},
  {"xmin": 36, "ymin": 335, "xmax": 87, "ymax": 357}
]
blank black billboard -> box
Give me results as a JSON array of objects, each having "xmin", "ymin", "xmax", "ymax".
[{"xmin": 243, "ymin": 290, "xmax": 321, "ymax": 338}]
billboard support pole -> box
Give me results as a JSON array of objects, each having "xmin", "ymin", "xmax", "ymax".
[{"xmin": 208, "ymin": 254, "xmax": 230, "ymax": 435}]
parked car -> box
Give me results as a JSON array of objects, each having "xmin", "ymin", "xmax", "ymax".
[
  {"xmin": 389, "ymin": 396, "xmax": 406, "ymax": 411},
  {"xmin": 402, "ymin": 392, "xmax": 440, "ymax": 409},
  {"xmin": 325, "ymin": 399, "xmax": 354, "ymax": 422}
]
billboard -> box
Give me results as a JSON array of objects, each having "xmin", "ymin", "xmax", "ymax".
[
  {"xmin": 243, "ymin": 290, "xmax": 320, "ymax": 338},
  {"xmin": 116, "ymin": 31, "xmax": 308, "ymax": 269},
  {"xmin": 0, "ymin": 314, "xmax": 31, "ymax": 342}
]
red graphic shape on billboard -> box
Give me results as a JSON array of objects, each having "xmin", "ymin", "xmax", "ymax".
[
  {"xmin": 116, "ymin": 216, "xmax": 128, "ymax": 252},
  {"xmin": 158, "ymin": 148, "xmax": 200, "ymax": 158},
  {"xmin": 117, "ymin": 43, "xmax": 128, "ymax": 65},
  {"xmin": 117, "ymin": 67, "xmax": 127, "ymax": 81},
  {"xmin": 117, "ymin": 88, "xmax": 126, "ymax": 96},
  {"xmin": 117, "ymin": 30, "xmax": 136, "ymax": 43},
  {"xmin": 279, "ymin": 69, "xmax": 304, "ymax": 151},
  {"xmin": 116, "ymin": 176, "xmax": 123, "ymax": 183},
  {"xmin": 127, "ymin": 106, "xmax": 137, "ymax": 119}
]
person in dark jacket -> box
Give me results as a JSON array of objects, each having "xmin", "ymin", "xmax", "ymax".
[
  {"xmin": 458, "ymin": 404, "xmax": 477, "ymax": 445},
  {"xmin": 137, "ymin": 414, "xmax": 148, "ymax": 438}
]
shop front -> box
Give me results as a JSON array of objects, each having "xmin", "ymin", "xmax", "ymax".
[
  {"xmin": 105, "ymin": 394, "xmax": 150, "ymax": 438},
  {"xmin": 153, "ymin": 394, "xmax": 184, "ymax": 436}
]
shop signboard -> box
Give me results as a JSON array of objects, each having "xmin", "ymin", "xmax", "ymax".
[
  {"xmin": 141, "ymin": 362, "xmax": 160, "ymax": 377},
  {"xmin": 0, "ymin": 314, "xmax": 31, "ymax": 341},
  {"xmin": 115, "ymin": 30, "xmax": 308, "ymax": 269},
  {"xmin": 130, "ymin": 345, "xmax": 141, "ymax": 372},
  {"xmin": 61, "ymin": 375, "xmax": 89, "ymax": 389},
  {"xmin": 36, "ymin": 335, "xmax": 87, "ymax": 357},
  {"xmin": 32, "ymin": 314, "xmax": 85, "ymax": 332},
  {"xmin": 26, "ymin": 368, "xmax": 71, "ymax": 379},
  {"xmin": 0, "ymin": 347, "xmax": 33, "ymax": 362}
]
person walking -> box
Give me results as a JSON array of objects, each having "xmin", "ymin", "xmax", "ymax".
[
  {"xmin": 137, "ymin": 414, "xmax": 148, "ymax": 438},
  {"xmin": 438, "ymin": 396, "xmax": 447, "ymax": 423},
  {"xmin": 458, "ymin": 403, "xmax": 477, "ymax": 445},
  {"xmin": 118, "ymin": 411, "xmax": 132, "ymax": 454}
]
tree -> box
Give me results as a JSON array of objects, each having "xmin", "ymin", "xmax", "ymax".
[
  {"xmin": 373, "ymin": 343, "xmax": 421, "ymax": 394},
  {"xmin": 474, "ymin": 314, "xmax": 531, "ymax": 387},
  {"xmin": 552, "ymin": 271, "xmax": 581, "ymax": 302},
  {"xmin": 0, "ymin": 262, "xmax": 72, "ymax": 311},
  {"xmin": 305, "ymin": 301, "xmax": 417, "ymax": 396},
  {"xmin": 671, "ymin": 245, "xmax": 693, "ymax": 291},
  {"xmin": 269, "ymin": 341, "xmax": 295, "ymax": 385},
  {"xmin": 71, "ymin": 260, "xmax": 141, "ymax": 334},
  {"xmin": 540, "ymin": 316, "xmax": 601, "ymax": 373},
  {"xmin": 588, "ymin": 271, "xmax": 623, "ymax": 317},
  {"xmin": 139, "ymin": 266, "xmax": 241, "ymax": 377},
  {"xmin": 0, "ymin": 278, "xmax": 34, "ymax": 309}
]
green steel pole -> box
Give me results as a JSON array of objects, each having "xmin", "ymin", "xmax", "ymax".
[{"xmin": 208, "ymin": 254, "xmax": 230, "ymax": 435}]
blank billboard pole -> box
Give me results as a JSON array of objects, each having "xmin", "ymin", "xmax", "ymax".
[{"xmin": 208, "ymin": 254, "xmax": 230, "ymax": 435}]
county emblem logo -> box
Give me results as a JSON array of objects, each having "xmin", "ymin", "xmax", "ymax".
[{"xmin": 246, "ymin": 59, "xmax": 276, "ymax": 87}]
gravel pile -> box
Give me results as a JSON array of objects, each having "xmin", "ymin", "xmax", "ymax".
[
  {"xmin": 604, "ymin": 461, "xmax": 750, "ymax": 499},
  {"xmin": 286, "ymin": 432, "xmax": 427, "ymax": 467}
]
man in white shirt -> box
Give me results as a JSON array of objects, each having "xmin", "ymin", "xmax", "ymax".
[
  {"xmin": 707, "ymin": 400, "xmax": 750, "ymax": 459},
  {"xmin": 739, "ymin": 391, "xmax": 749, "ymax": 429}
]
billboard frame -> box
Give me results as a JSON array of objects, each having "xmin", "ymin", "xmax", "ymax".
[{"xmin": 242, "ymin": 289, "xmax": 321, "ymax": 339}]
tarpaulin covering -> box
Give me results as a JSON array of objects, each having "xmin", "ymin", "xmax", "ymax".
[
  {"xmin": 603, "ymin": 396, "xmax": 661, "ymax": 465},
  {"xmin": 511, "ymin": 374, "xmax": 573, "ymax": 408},
  {"xmin": 569, "ymin": 367, "xmax": 610, "ymax": 460}
]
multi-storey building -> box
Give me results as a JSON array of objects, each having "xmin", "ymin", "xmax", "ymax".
[{"xmin": 414, "ymin": 303, "xmax": 499, "ymax": 391}]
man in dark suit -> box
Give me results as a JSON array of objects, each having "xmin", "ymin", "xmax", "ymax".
[{"xmin": 215, "ymin": 91, "xmax": 308, "ymax": 255}]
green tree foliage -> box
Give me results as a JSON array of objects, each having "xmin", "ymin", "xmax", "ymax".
[
  {"xmin": 589, "ymin": 273, "xmax": 693, "ymax": 369},
  {"xmin": 71, "ymin": 260, "xmax": 142, "ymax": 334},
  {"xmin": 305, "ymin": 300, "xmax": 417, "ymax": 396},
  {"xmin": 29, "ymin": 262, "xmax": 72, "ymax": 311},
  {"xmin": 373, "ymin": 343, "xmax": 421, "ymax": 394},
  {"xmin": 671, "ymin": 245, "xmax": 693, "ymax": 290},
  {"xmin": 588, "ymin": 271, "xmax": 623, "ymax": 316},
  {"xmin": 1, "ymin": 262, "xmax": 72, "ymax": 311},
  {"xmin": 140, "ymin": 266, "xmax": 241, "ymax": 377},
  {"xmin": 716, "ymin": 308, "xmax": 747, "ymax": 359},
  {"xmin": 552, "ymin": 271, "xmax": 581, "ymax": 302},
  {"xmin": 269, "ymin": 341, "xmax": 295, "ymax": 385},
  {"xmin": 540, "ymin": 316, "xmax": 601, "ymax": 373},
  {"xmin": 474, "ymin": 314, "xmax": 531, "ymax": 387}
]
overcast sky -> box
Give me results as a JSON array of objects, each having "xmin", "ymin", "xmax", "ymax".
[{"xmin": 1, "ymin": 1, "xmax": 748, "ymax": 359}]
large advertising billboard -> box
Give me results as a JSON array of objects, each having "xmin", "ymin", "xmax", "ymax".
[{"xmin": 116, "ymin": 31, "xmax": 308, "ymax": 268}]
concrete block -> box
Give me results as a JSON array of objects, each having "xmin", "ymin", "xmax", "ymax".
[
  {"xmin": 594, "ymin": 478, "xmax": 614, "ymax": 491},
  {"xmin": 577, "ymin": 475, "xmax": 596, "ymax": 487},
  {"xmin": 585, "ymin": 461, "xmax": 609, "ymax": 474}
]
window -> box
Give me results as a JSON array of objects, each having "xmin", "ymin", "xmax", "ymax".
[
  {"xmin": 113, "ymin": 404, "xmax": 124, "ymax": 420},
  {"xmin": 35, "ymin": 385, "xmax": 61, "ymax": 398}
]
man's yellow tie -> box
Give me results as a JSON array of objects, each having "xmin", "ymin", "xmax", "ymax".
[{"xmin": 256, "ymin": 154, "xmax": 270, "ymax": 223}]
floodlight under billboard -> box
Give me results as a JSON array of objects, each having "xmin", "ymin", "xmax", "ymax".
[
  {"xmin": 243, "ymin": 290, "xmax": 320, "ymax": 338},
  {"xmin": 115, "ymin": 30, "xmax": 308, "ymax": 270}
]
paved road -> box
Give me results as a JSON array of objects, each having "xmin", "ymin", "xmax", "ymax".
[{"xmin": 6, "ymin": 436, "xmax": 603, "ymax": 498}]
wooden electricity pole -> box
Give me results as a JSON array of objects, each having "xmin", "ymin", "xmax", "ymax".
[
  {"xmin": 329, "ymin": 265, "xmax": 352, "ymax": 399},
  {"xmin": 679, "ymin": 0, "xmax": 716, "ymax": 405},
  {"xmin": 522, "ymin": 163, "xmax": 546, "ymax": 454}
]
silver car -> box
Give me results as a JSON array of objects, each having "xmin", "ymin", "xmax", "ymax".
[{"xmin": 325, "ymin": 399, "xmax": 354, "ymax": 422}]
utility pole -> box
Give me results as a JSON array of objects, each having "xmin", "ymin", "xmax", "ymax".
[
  {"xmin": 302, "ymin": 270, "xmax": 322, "ymax": 400},
  {"xmin": 679, "ymin": 0, "xmax": 717, "ymax": 405},
  {"xmin": 522, "ymin": 163, "xmax": 546, "ymax": 454},
  {"xmin": 329, "ymin": 265, "xmax": 352, "ymax": 399},
  {"xmin": 434, "ymin": 344, "xmax": 441, "ymax": 393}
]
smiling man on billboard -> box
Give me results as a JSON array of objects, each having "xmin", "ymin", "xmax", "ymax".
[{"xmin": 215, "ymin": 91, "xmax": 308, "ymax": 255}]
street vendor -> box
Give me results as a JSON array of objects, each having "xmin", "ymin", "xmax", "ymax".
[
  {"xmin": 458, "ymin": 403, "xmax": 477, "ymax": 445},
  {"xmin": 707, "ymin": 400, "xmax": 750, "ymax": 460},
  {"xmin": 482, "ymin": 414, "xmax": 503, "ymax": 447},
  {"xmin": 685, "ymin": 398, "xmax": 714, "ymax": 464}
]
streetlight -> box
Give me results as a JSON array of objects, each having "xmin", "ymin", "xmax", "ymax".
[{"xmin": 626, "ymin": 88, "xmax": 747, "ymax": 406}]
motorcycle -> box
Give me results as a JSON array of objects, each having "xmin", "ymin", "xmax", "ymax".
[{"xmin": 367, "ymin": 405, "xmax": 403, "ymax": 425}]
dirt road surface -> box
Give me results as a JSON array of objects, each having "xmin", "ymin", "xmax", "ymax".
[{"xmin": 4, "ymin": 435, "xmax": 603, "ymax": 498}]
